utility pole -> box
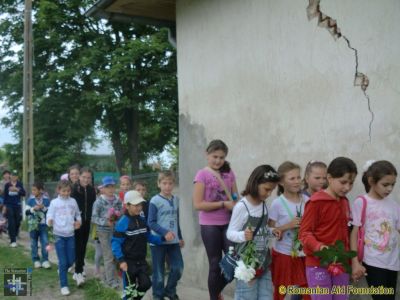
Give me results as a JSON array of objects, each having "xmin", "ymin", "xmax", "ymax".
[{"xmin": 23, "ymin": 0, "xmax": 34, "ymax": 191}]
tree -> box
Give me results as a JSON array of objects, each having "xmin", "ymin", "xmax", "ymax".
[{"xmin": 0, "ymin": 0, "xmax": 178, "ymax": 178}]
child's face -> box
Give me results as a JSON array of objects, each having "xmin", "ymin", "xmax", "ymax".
[
  {"xmin": 127, "ymin": 203, "xmax": 143, "ymax": 216},
  {"xmin": 103, "ymin": 184, "xmax": 116, "ymax": 197},
  {"xmin": 280, "ymin": 168, "xmax": 302, "ymax": 194},
  {"xmin": 120, "ymin": 178, "xmax": 131, "ymax": 192},
  {"xmin": 158, "ymin": 178, "xmax": 174, "ymax": 196},
  {"xmin": 3, "ymin": 173, "xmax": 10, "ymax": 181},
  {"xmin": 79, "ymin": 172, "xmax": 92, "ymax": 187},
  {"xmin": 206, "ymin": 150, "xmax": 227, "ymax": 171},
  {"xmin": 305, "ymin": 166, "xmax": 327, "ymax": 193},
  {"xmin": 69, "ymin": 169, "xmax": 80, "ymax": 183},
  {"xmin": 257, "ymin": 182, "xmax": 277, "ymax": 201},
  {"xmin": 31, "ymin": 186, "xmax": 42, "ymax": 198},
  {"xmin": 58, "ymin": 187, "xmax": 71, "ymax": 198},
  {"xmin": 327, "ymin": 172, "xmax": 356, "ymax": 198},
  {"xmin": 369, "ymin": 174, "xmax": 396, "ymax": 200},
  {"xmin": 135, "ymin": 184, "xmax": 147, "ymax": 198},
  {"xmin": 11, "ymin": 174, "xmax": 18, "ymax": 182}
]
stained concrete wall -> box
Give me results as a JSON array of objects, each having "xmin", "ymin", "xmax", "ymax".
[{"xmin": 176, "ymin": 0, "xmax": 400, "ymax": 296}]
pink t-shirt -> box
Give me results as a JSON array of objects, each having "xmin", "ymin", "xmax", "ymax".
[
  {"xmin": 194, "ymin": 168, "xmax": 236, "ymax": 225},
  {"xmin": 352, "ymin": 194, "xmax": 400, "ymax": 271}
]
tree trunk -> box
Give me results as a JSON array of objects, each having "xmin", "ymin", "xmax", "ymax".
[
  {"xmin": 110, "ymin": 129, "xmax": 125, "ymax": 174},
  {"xmin": 125, "ymin": 108, "xmax": 139, "ymax": 175}
]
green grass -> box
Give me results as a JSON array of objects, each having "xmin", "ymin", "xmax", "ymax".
[{"xmin": 83, "ymin": 278, "xmax": 121, "ymax": 300}]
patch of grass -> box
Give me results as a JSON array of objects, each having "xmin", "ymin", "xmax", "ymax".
[
  {"xmin": 83, "ymin": 278, "xmax": 121, "ymax": 300},
  {"xmin": 85, "ymin": 240, "xmax": 96, "ymax": 264}
]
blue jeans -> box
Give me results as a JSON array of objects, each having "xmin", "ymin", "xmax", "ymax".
[
  {"xmin": 235, "ymin": 269, "xmax": 273, "ymax": 300},
  {"xmin": 30, "ymin": 225, "xmax": 49, "ymax": 262},
  {"xmin": 151, "ymin": 244, "xmax": 184, "ymax": 298},
  {"xmin": 55, "ymin": 235, "xmax": 75, "ymax": 288}
]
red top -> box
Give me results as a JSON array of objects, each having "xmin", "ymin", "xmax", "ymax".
[{"xmin": 299, "ymin": 190, "xmax": 351, "ymax": 267}]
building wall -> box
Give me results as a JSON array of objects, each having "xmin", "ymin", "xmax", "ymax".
[{"xmin": 176, "ymin": 0, "xmax": 400, "ymax": 294}]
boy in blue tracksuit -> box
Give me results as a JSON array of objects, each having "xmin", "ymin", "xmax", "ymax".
[
  {"xmin": 112, "ymin": 190, "xmax": 164, "ymax": 300},
  {"xmin": 25, "ymin": 181, "xmax": 51, "ymax": 268},
  {"xmin": 148, "ymin": 171, "xmax": 184, "ymax": 300}
]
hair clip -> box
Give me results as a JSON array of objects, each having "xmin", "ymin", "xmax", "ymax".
[
  {"xmin": 264, "ymin": 171, "xmax": 278, "ymax": 179},
  {"xmin": 362, "ymin": 160, "xmax": 376, "ymax": 173}
]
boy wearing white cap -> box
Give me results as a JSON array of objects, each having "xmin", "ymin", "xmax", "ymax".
[{"xmin": 112, "ymin": 191, "xmax": 163, "ymax": 300}]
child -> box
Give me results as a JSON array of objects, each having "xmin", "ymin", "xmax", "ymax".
[
  {"xmin": 133, "ymin": 181, "xmax": 148, "ymax": 219},
  {"xmin": 112, "ymin": 190, "xmax": 164, "ymax": 300},
  {"xmin": 299, "ymin": 157, "xmax": 357, "ymax": 300},
  {"xmin": 148, "ymin": 170, "xmax": 184, "ymax": 300},
  {"xmin": 227, "ymin": 165, "xmax": 281, "ymax": 300},
  {"xmin": 4, "ymin": 170, "xmax": 26, "ymax": 247},
  {"xmin": 47, "ymin": 180, "xmax": 81, "ymax": 296},
  {"xmin": 71, "ymin": 167, "xmax": 97, "ymax": 286},
  {"xmin": 351, "ymin": 160, "xmax": 400, "ymax": 300},
  {"xmin": 269, "ymin": 161, "xmax": 310, "ymax": 300},
  {"xmin": 302, "ymin": 161, "xmax": 327, "ymax": 200},
  {"xmin": 119, "ymin": 175, "xmax": 132, "ymax": 202},
  {"xmin": 68, "ymin": 164, "xmax": 80, "ymax": 184},
  {"xmin": 25, "ymin": 181, "xmax": 51, "ymax": 269},
  {"xmin": 91, "ymin": 176, "xmax": 123, "ymax": 289},
  {"xmin": 192, "ymin": 139, "xmax": 238, "ymax": 300}
]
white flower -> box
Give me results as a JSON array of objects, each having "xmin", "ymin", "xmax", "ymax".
[
  {"xmin": 234, "ymin": 260, "xmax": 256, "ymax": 283},
  {"xmin": 362, "ymin": 160, "xmax": 376, "ymax": 173}
]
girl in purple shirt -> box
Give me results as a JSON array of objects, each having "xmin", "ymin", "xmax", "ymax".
[{"xmin": 193, "ymin": 139, "xmax": 238, "ymax": 300}]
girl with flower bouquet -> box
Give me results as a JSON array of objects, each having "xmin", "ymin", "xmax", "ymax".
[
  {"xmin": 269, "ymin": 161, "xmax": 310, "ymax": 300},
  {"xmin": 227, "ymin": 165, "xmax": 281, "ymax": 300},
  {"xmin": 351, "ymin": 160, "xmax": 400, "ymax": 300},
  {"xmin": 299, "ymin": 157, "xmax": 357, "ymax": 300},
  {"xmin": 92, "ymin": 176, "xmax": 123, "ymax": 288}
]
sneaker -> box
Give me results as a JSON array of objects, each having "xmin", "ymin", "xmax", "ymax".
[
  {"xmin": 73, "ymin": 273, "xmax": 85, "ymax": 286},
  {"xmin": 34, "ymin": 261, "xmax": 41, "ymax": 268},
  {"xmin": 42, "ymin": 261, "xmax": 51, "ymax": 269},
  {"xmin": 82, "ymin": 271, "xmax": 86, "ymax": 278},
  {"xmin": 60, "ymin": 287, "xmax": 70, "ymax": 296},
  {"xmin": 10, "ymin": 242, "xmax": 17, "ymax": 248}
]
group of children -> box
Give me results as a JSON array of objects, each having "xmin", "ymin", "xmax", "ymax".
[
  {"xmin": 194, "ymin": 139, "xmax": 400, "ymax": 300},
  {"xmin": 0, "ymin": 164, "xmax": 183, "ymax": 299}
]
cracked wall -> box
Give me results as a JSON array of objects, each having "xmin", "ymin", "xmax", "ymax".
[{"xmin": 176, "ymin": 0, "xmax": 400, "ymax": 292}]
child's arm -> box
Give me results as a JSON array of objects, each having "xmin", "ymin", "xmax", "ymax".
[
  {"xmin": 111, "ymin": 216, "xmax": 128, "ymax": 270},
  {"xmin": 91, "ymin": 199, "xmax": 107, "ymax": 226},
  {"xmin": 147, "ymin": 201, "xmax": 171, "ymax": 239},
  {"xmin": 41, "ymin": 198, "xmax": 50, "ymax": 212},
  {"xmin": 25, "ymin": 199, "xmax": 35, "ymax": 216},
  {"xmin": 18, "ymin": 182, "xmax": 26, "ymax": 197},
  {"xmin": 72, "ymin": 199, "xmax": 82, "ymax": 229},
  {"xmin": 350, "ymin": 225, "xmax": 366, "ymax": 280},
  {"xmin": 299, "ymin": 202, "xmax": 325, "ymax": 252},
  {"xmin": 193, "ymin": 182, "xmax": 228, "ymax": 211},
  {"xmin": 226, "ymin": 203, "xmax": 249, "ymax": 243},
  {"xmin": 46, "ymin": 201, "xmax": 54, "ymax": 227},
  {"xmin": 268, "ymin": 200, "xmax": 301, "ymax": 233}
]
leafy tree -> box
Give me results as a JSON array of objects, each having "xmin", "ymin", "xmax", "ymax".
[{"xmin": 0, "ymin": 0, "xmax": 178, "ymax": 178}]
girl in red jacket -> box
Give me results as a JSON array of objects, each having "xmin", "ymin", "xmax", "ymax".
[{"xmin": 299, "ymin": 157, "xmax": 357, "ymax": 300}]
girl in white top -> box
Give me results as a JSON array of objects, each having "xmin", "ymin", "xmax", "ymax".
[
  {"xmin": 227, "ymin": 165, "xmax": 280, "ymax": 300},
  {"xmin": 351, "ymin": 160, "xmax": 400, "ymax": 300},
  {"xmin": 269, "ymin": 161, "xmax": 310, "ymax": 300}
]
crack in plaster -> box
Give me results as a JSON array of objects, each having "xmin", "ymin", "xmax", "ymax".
[{"xmin": 307, "ymin": 0, "xmax": 374, "ymax": 141}]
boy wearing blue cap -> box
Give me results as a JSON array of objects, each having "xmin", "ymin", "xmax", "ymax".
[{"xmin": 92, "ymin": 176, "xmax": 123, "ymax": 288}]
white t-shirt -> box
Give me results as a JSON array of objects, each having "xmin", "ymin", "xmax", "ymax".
[
  {"xmin": 227, "ymin": 197, "xmax": 268, "ymax": 243},
  {"xmin": 47, "ymin": 196, "xmax": 81, "ymax": 237},
  {"xmin": 351, "ymin": 194, "xmax": 400, "ymax": 271},
  {"xmin": 269, "ymin": 195, "xmax": 307, "ymax": 256}
]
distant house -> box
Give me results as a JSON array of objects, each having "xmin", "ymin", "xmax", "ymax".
[{"xmin": 88, "ymin": 0, "xmax": 400, "ymax": 293}]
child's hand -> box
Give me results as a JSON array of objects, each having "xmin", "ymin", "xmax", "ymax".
[
  {"xmin": 165, "ymin": 231, "xmax": 175, "ymax": 241},
  {"xmin": 34, "ymin": 205, "xmax": 41, "ymax": 211},
  {"xmin": 74, "ymin": 221, "xmax": 81, "ymax": 229},
  {"xmin": 290, "ymin": 217, "xmax": 301, "ymax": 229},
  {"xmin": 351, "ymin": 261, "xmax": 367, "ymax": 281},
  {"xmin": 179, "ymin": 239, "xmax": 185, "ymax": 248},
  {"xmin": 272, "ymin": 228, "xmax": 282, "ymax": 240},
  {"xmin": 319, "ymin": 245, "xmax": 328, "ymax": 251},
  {"xmin": 120, "ymin": 262, "xmax": 128, "ymax": 272},
  {"xmin": 223, "ymin": 201, "xmax": 235, "ymax": 210},
  {"xmin": 244, "ymin": 227, "xmax": 253, "ymax": 241},
  {"xmin": 48, "ymin": 220, "xmax": 53, "ymax": 226}
]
